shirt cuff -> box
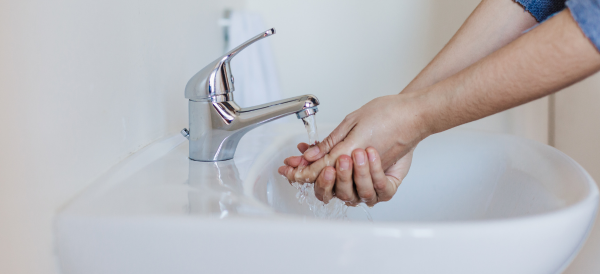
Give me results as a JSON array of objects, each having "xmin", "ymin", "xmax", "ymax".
[
  {"xmin": 567, "ymin": 0, "xmax": 600, "ymax": 52},
  {"xmin": 514, "ymin": 0, "xmax": 566, "ymax": 22}
]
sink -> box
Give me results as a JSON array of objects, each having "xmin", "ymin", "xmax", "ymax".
[{"xmin": 56, "ymin": 123, "xmax": 598, "ymax": 274}]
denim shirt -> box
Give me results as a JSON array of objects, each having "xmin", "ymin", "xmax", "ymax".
[{"xmin": 515, "ymin": 0, "xmax": 600, "ymax": 51}]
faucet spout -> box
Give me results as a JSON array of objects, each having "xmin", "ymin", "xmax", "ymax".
[
  {"xmin": 186, "ymin": 95, "xmax": 319, "ymax": 162},
  {"xmin": 236, "ymin": 94, "xmax": 319, "ymax": 126}
]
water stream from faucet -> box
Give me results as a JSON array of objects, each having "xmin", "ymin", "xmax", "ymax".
[
  {"xmin": 301, "ymin": 115, "xmax": 319, "ymax": 146},
  {"xmin": 294, "ymin": 114, "xmax": 373, "ymax": 222}
]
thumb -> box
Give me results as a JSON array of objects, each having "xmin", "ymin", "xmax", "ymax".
[{"xmin": 303, "ymin": 118, "xmax": 354, "ymax": 161}]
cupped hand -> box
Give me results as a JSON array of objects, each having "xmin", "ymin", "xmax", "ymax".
[
  {"xmin": 279, "ymin": 144, "xmax": 413, "ymax": 207},
  {"xmin": 278, "ymin": 92, "xmax": 431, "ymax": 205}
]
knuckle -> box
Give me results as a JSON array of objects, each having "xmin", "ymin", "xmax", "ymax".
[
  {"xmin": 379, "ymin": 195, "xmax": 392, "ymax": 202},
  {"xmin": 359, "ymin": 191, "xmax": 376, "ymax": 201},
  {"xmin": 339, "ymin": 169, "xmax": 352, "ymax": 180},
  {"xmin": 336, "ymin": 192, "xmax": 350, "ymax": 201},
  {"xmin": 286, "ymin": 171, "xmax": 295, "ymax": 181},
  {"xmin": 340, "ymin": 175, "xmax": 353, "ymax": 183},
  {"xmin": 355, "ymin": 168, "xmax": 370, "ymax": 177},
  {"xmin": 322, "ymin": 136, "xmax": 336, "ymax": 151},
  {"xmin": 366, "ymin": 201, "xmax": 378, "ymax": 207},
  {"xmin": 345, "ymin": 111, "xmax": 358, "ymax": 120},
  {"xmin": 348, "ymin": 199, "xmax": 361, "ymax": 207},
  {"xmin": 378, "ymin": 190, "xmax": 396, "ymax": 202},
  {"xmin": 373, "ymin": 180, "xmax": 386, "ymax": 191},
  {"xmin": 323, "ymin": 179, "xmax": 334, "ymax": 188},
  {"xmin": 314, "ymin": 184, "xmax": 324, "ymax": 193},
  {"xmin": 342, "ymin": 114, "xmax": 353, "ymax": 123}
]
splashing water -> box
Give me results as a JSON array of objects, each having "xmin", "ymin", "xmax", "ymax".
[
  {"xmin": 291, "ymin": 182, "xmax": 349, "ymax": 220},
  {"xmin": 302, "ymin": 115, "xmax": 319, "ymax": 146},
  {"xmin": 291, "ymin": 114, "xmax": 373, "ymax": 222}
]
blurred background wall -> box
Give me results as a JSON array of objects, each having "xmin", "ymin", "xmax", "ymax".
[
  {"xmin": 556, "ymin": 75, "xmax": 600, "ymax": 274},
  {"xmin": 0, "ymin": 0, "xmax": 598, "ymax": 273},
  {"xmin": 0, "ymin": 0, "xmax": 243, "ymax": 273}
]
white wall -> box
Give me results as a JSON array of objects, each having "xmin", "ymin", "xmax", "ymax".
[
  {"xmin": 557, "ymin": 74, "xmax": 600, "ymax": 274},
  {"xmin": 246, "ymin": 0, "xmax": 549, "ymax": 144},
  {"xmin": 0, "ymin": 0, "xmax": 242, "ymax": 273}
]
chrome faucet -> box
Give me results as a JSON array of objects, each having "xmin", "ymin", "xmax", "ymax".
[{"xmin": 181, "ymin": 28, "xmax": 319, "ymax": 162}]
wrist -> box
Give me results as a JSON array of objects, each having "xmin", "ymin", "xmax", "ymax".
[
  {"xmin": 405, "ymin": 88, "xmax": 445, "ymax": 139},
  {"xmin": 391, "ymin": 91, "xmax": 436, "ymax": 143}
]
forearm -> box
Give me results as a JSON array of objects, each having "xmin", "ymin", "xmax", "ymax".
[
  {"xmin": 423, "ymin": 10, "xmax": 600, "ymax": 134},
  {"xmin": 403, "ymin": 0, "xmax": 537, "ymax": 93}
]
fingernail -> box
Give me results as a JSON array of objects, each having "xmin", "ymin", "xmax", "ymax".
[
  {"xmin": 367, "ymin": 149, "xmax": 377, "ymax": 162},
  {"xmin": 355, "ymin": 151, "xmax": 365, "ymax": 165},
  {"xmin": 340, "ymin": 157, "xmax": 349, "ymax": 170},
  {"xmin": 324, "ymin": 168, "xmax": 335, "ymax": 181},
  {"xmin": 304, "ymin": 146, "xmax": 320, "ymax": 158}
]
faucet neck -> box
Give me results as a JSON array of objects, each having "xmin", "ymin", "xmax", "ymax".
[{"xmin": 185, "ymin": 95, "xmax": 319, "ymax": 162}]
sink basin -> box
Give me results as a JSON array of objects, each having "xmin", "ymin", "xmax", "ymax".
[{"xmin": 56, "ymin": 123, "xmax": 598, "ymax": 274}]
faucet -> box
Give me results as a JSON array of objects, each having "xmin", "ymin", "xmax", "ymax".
[{"xmin": 181, "ymin": 28, "xmax": 320, "ymax": 162}]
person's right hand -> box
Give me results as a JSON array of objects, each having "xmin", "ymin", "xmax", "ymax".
[
  {"xmin": 278, "ymin": 92, "xmax": 433, "ymax": 205},
  {"xmin": 281, "ymin": 143, "xmax": 413, "ymax": 207}
]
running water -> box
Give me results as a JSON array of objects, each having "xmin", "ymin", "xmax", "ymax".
[
  {"xmin": 291, "ymin": 182, "xmax": 348, "ymax": 220},
  {"xmin": 301, "ymin": 115, "xmax": 319, "ymax": 146},
  {"xmin": 292, "ymin": 114, "xmax": 373, "ymax": 222}
]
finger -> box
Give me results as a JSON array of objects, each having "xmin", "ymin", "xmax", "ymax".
[
  {"xmin": 297, "ymin": 143, "xmax": 310, "ymax": 154},
  {"xmin": 333, "ymin": 155, "xmax": 358, "ymax": 204},
  {"xmin": 366, "ymin": 147, "xmax": 397, "ymax": 202},
  {"xmin": 290, "ymin": 131, "xmax": 363, "ymax": 183},
  {"xmin": 352, "ymin": 149, "xmax": 377, "ymax": 206},
  {"xmin": 282, "ymin": 143, "xmax": 313, "ymax": 169},
  {"xmin": 283, "ymin": 156, "xmax": 309, "ymax": 168},
  {"xmin": 303, "ymin": 114, "xmax": 357, "ymax": 162},
  {"xmin": 314, "ymin": 167, "xmax": 336, "ymax": 203},
  {"xmin": 290, "ymin": 154, "xmax": 334, "ymax": 183},
  {"xmin": 289, "ymin": 144, "xmax": 352, "ymax": 184},
  {"xmin": 278, "ymin": 165, "xmax": 294, "ymax": 183}
]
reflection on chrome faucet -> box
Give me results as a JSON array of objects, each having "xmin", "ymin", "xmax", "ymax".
[
  {"xmin": 187, "ymin": 160, "xmax": 273, "ymax": 218},
  {"xmin": 181, "ymin": 28, "xmax": 319, "ymax": 161}
]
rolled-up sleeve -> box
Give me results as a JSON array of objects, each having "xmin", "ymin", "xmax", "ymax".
[
  {"xmin": 567, "ymin": 0, "xmax": 600, "ymax": 52},
  {"xmin": 514, "ymin": 0, "xmax": 566, "ymax": 22}
]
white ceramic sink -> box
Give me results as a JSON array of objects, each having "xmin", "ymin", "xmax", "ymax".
[{"xmin": 56, "ymin": 123, "xmax": 598, "ymax": 274}]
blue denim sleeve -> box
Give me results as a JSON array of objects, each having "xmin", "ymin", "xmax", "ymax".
[
  {"xmin": 567, "ymin": 0, "xmax": 600, "ymax": 52},
  {"xmin": 514, "ymin": 0, "xmax": 566, "ymax": 22}
]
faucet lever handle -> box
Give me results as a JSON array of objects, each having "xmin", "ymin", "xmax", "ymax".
[
  {"xmin": 225, "ymin": 28, "xmax": 275, "ymax": 60},
  {"xmin": 185, "ymin": 28, "xmax": 276, "ymax": 101}
]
